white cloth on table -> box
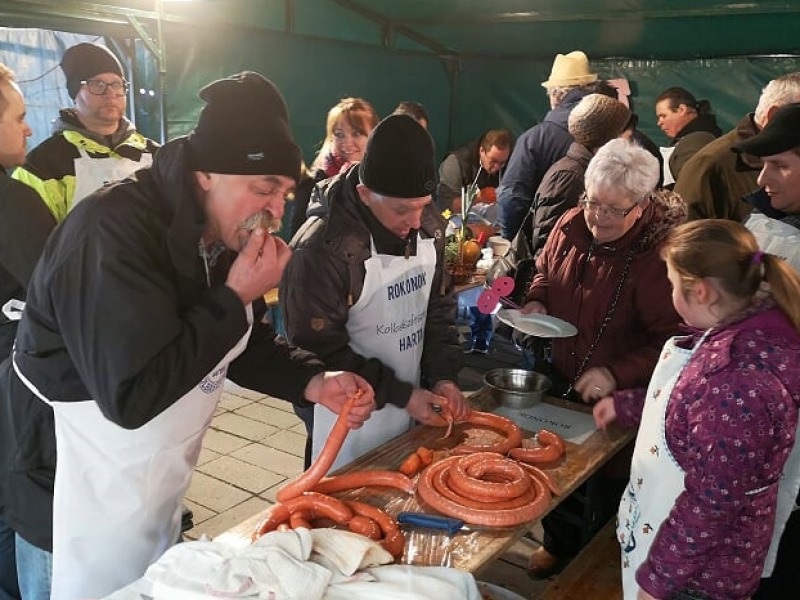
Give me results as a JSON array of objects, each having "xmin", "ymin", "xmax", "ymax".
[
  {"xmin": 145, "ymin": 528, "xmax": 328, "ymax": 600},
  {"xmin": 324, "ymin": 564, "xmax": 482, "ymax": 600},
  {"xmin": 102, "ymin": 528, "xmax": 479, "ymax": 600},
  {"xmin": 309, "ymin": 528, "xmax": 393, "ymax": 579}
]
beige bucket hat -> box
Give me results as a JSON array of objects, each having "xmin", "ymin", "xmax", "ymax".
[{"xmin": 541, "ymin": 51, "xmax": 598, "ymax": 88}]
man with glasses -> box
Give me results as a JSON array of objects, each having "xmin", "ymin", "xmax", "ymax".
[
  {"xmin": 436, "ymin": 128, "xmax": 513, "ymax": 215},
  {"xmin": 13, "ymin": 43, "xmax": 158, "ymax": 222}
]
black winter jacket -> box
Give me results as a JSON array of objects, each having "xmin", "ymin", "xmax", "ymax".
[
  {"xmin": 668, "ymin": 113, "xmax": 722, "ymax": 184},
  {"xmin": 0, "ymin": 139, "xmax": 324, "ymax": 551},
  {"xmin": 281, "ymin": 167, "xmax": 462, "ymax": 410},
  {"xmin": 0, "ymin": 170, "xmax": 55, "ymax": 356},
  {"xmin": 528, "ymin": 142, "xmax": 592, "ymax": 257}
]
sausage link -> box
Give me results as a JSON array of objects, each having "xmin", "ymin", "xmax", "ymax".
[
  {"xmin": 398, "ymin": 451, "xmax": 423, "ymax": 477},
  {"xmin": 289, "ymin": 512, "xmax": 312, "ymax": 530},
  {"xmin": 417, "ymin": 454, "xmax": 551, "ymax": 527},
  {"xmin": 277, "ymin": 391, "xmax": 363, "ymax": 502},
  {"xmin": 254, "ymin": 492, "xmax": 353, "ymax": 539},
  {"xmin": 313, "ymin": 470, "xmax": 415, "ymax": 495},
  {"xmin": 508, "ymin": 429, "xmax": 566, "ymax": 465},
  {"xmin": 430, "ymin": 457, "xmax": 538, "ymax": 510},
  {"xmin": 448, "ymin": 453, "xmax": 531, "ymax": 500},
  {"xmin": 451, "ymin": 411, "xmax": 523, "ymax": 455},
  {"xmin": 416, "ymin": 447, "xmax": 434, "ymax": 467},
  {"xmin": 347, "ymin": 515, "xmax": 382, "ymax": 540},
  {"xmin": 344, "ymin": 499, "xmax": 405, "ymax": 558}
]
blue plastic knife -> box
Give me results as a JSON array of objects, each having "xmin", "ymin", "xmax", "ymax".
[{"xmin": 397, "ymin": 512, "xmax": 465, "ymax": 535}]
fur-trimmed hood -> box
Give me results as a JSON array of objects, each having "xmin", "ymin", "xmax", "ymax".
[{"xmin": 636, "ymin": 188, "xmax": 687, "ymax": 251}]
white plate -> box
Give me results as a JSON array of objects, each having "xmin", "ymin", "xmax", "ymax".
[{"xmin": 496, "ymin": 309, "xmax": 577, "ymax": 338}]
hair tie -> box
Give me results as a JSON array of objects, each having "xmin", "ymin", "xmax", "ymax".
[{"xmin": 752, "ymin": 250, "xmax": 766, "ymax": 265}]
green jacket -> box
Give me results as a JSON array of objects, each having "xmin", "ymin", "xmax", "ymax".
[
  {"xmin": 674, "ymin": 113, "xmax": 760, "ymax": 221},
  {"xmin": 13, "ymin": 109, "xmax": 158, "ymax": 222}
]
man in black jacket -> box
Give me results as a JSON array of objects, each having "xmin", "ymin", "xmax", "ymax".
[
  {"xmin": 0, "ymin": 71, "xmax": 375, "ymax": 600},
  {"xmin": 282, "ymin": 115, "xmax": 469, "ymax": 470},
  {"xmin": 0, "ymin": 60, "xmax": 54, "ymax": 600}
]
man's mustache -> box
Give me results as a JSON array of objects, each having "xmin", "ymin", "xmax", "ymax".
[{"xmin": 238, "ymin": 211, "xmax": 281, "ymax": 235}]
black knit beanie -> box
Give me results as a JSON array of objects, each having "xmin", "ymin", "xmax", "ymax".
[
  {"xmin": 187, "ymin": 72, "xmax": 301, "ymax": 182},
  {"xmin": 358, "ymin": 114, "xmax": 436, "ymax": 198},
  {"xmin": 60, "ymin": 43, "xmax": 124, "ymax": 100}
]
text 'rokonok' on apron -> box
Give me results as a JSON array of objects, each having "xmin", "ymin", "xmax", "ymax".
[{"xmin": 312, "ymin": 234, "xmax": 437, "ymax": 471}]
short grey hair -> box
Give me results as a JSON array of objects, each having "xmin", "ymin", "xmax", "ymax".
[
  {"xmin": 356, "ymin": 180, "xmax": 388, "ymax": 202},
  {"xmin": 584, "ymin": 138, "xmax": 659, "ymax": 202},
  {"xmin": 754, "ymin": 72, "xmax": 800, "ymax": 128}
]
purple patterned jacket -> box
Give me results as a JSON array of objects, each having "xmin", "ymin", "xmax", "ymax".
[{"xmin": 614, "ymin": 306, "xmax": 800, "ymax": 600}]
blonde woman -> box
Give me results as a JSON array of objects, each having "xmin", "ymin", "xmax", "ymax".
[{"xmin": 291, "ymin": 98, "xmax": 379, "ymax": 237}]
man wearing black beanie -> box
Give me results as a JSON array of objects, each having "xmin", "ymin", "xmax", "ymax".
[
  {"xmin": 282, "ymin": 114, "xmax": 469, "ymax": 470},
  {"xmin": 12, "ymin": 42, "xmax": 160, "ymax": 223},
  {"xmin": 0, "ymin": 71, "xmax": 375, "ymax": 600}
]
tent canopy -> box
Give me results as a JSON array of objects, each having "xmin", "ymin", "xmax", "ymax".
[
  {"xmin": 1, "ymin": 0, "xmax": 799, "ymax": 60},
  {"xmin": 2, "ymin": 1, "xmax": 800, "ymax": 164}
]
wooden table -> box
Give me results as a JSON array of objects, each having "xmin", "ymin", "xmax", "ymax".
[{"xmin": 218, "ymin": 388, "xmax": 634, "ymax": 574}]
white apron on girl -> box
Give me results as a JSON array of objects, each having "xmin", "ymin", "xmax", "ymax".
[
  {"xmin": 312, "ymin": 235, "xmax": 437, "ymax": 471},
  {"xmin": 12, "ymin": 307, "xmax": 253, "ymax": 600},
  {"xmin": 617, "ymin": 335, "xmax": 702, "ymax": 600},
  {"xmin": 618, "ymin": 331, "xmax": 800, "ymax": 599},
  {"xmin": 72, "ymin": 147, "xmax": 153, "ymax": 210}
]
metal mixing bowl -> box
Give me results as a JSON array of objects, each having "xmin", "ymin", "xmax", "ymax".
[{"xmin": 483, "ymin": 368, "xmax": 551, "ymax": 409}]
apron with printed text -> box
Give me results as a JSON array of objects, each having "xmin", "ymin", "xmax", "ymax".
[
  {"xmin": 71, "ymin": 148, "xmax": 153, "ymax": 211},
  {"xmin": 12, "ymin": 306, "xmax": 253, "ymax": 600},
  {"xmin": 312, "ymin": 235, "xmax": 437, "ymax": 471}
]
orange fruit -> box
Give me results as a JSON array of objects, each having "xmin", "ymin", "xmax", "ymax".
[{"xmin": 461, "ymin": 240, "xmax": 482, "ymax": 266}]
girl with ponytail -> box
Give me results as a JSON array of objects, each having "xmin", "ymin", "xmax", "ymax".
[{"xmin": 594, "ymin": 219, "xmax": 800, "ymax": 600}]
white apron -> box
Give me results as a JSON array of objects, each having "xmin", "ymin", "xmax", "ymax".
[
  {"xmin": 12, "ymin": 307, "xmax": 253, "ymax": 600},
  {"xmin": 762, "ymin": 403, "xmax": 800, "ymax": 576},
  {"xmin": 312, "ymin": 235, "xmax": 437, "ymax": 471},
  {"xmin": 618, "ymin": 335, "xmax": 699, "ymax": 600},
  {"xmin": 746, "ymin": 211, "xmax": 800, "ymax": 574},
  {"xmin": 618, "ymin": 332, "xmax": 800, "ymax": 598},
  {"xmin": 659, "ymin": 146, "xmax": 676, "ymax": 187},
  {"xmin": 72, "ymin": 148, "xmax": 153, "ymax": 210}
]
